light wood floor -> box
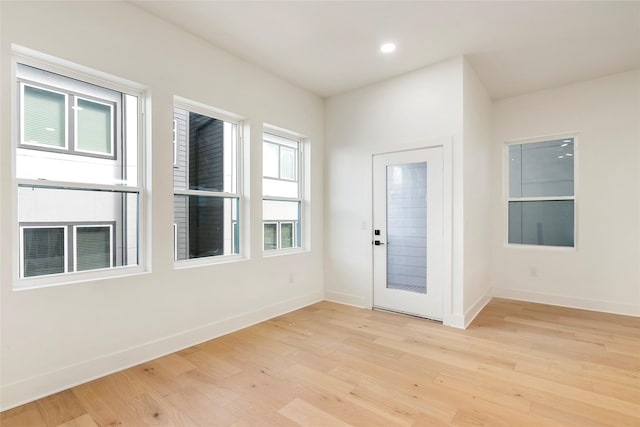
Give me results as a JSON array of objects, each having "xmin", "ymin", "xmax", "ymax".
[{"xmin": 2, "ymin": 298, "xmax": 639, "ymax": 426}]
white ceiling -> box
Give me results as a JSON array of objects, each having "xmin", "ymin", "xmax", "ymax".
[{"xmin": 133, "ymin": 1, "xmax": 640, "ymax": 99}]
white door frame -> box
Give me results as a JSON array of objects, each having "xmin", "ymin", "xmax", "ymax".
[{"xmin": 370, "ymin": 137, "xmax": 455, "ymax": 326}]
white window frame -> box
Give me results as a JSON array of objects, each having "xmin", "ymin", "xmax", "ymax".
[
  {"xmin": 73, "ymin": 96, "xmax": 115, "ymax": 156},
  {"xmin": 262, "ymin": 127, "xmax": 306, "ymax": 255},
  {"xmin": 73, "ymin": 224, "xmax": 114, "ymax": 272},
  {"xmin": 173, "ymin": 223, "xmax": 178, "ymax": 261},
  {"xmin": 12, "ymin": 46, "xmax": 148, "ymax": 290},
  {"xmin": 19, "ymin": 225, "xmax": 69, "ymax": 278},
  {"xmin": 172, "ymin": 119, "xmax": 178, "ymax": 167},
  {"xmin": 173, "ymin": 96, "xmax": 244, "ymax": 268},
  {"xmin": 504, "ymin": 133, "xmax": 578, "ymax": 250}
]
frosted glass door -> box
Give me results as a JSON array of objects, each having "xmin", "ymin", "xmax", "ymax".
[{"xmin": 386, "ymin": 162, "xmax": 427, "ymax": 294}]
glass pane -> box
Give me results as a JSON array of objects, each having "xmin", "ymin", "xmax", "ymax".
[
  {"xmin": 263, "ymin": 142, "xmax": 279, "ymax": 178},
  {"xmin": 22, "ymin": 227, "xmax": 65, "ymax": 277},
  {"xmin": 509, "ymin": 138, "xmax": 574, "ymax": 197},
  {"xmin": 280, "ymin": 146, "xmax": 296, "ymax": 180},
  {"xmin": 18, "ymin": 187, "xmax": 139, "ymax": 271},
  {"xmin": 174, "ymin": 195, "xmax": 238, "ymax": 260},
  {"xmin": 76, "ymin": 226, "xmax": 111, "ymax": 271},
  {"xmin": 17, "ymin": 94, "xmax": 137, "ymax": 187},
  {"xmin": 264, "ymin": 223, "xmax": 278, "ymax": 250},
  {"xmin": 263, "ymin": 200, "xmax": 300, "ymax": 249},
  {"xmin": 509, "ymin": 200, "xmax": 574, "ymax": 247},
  {"xmin": 23, "ymin": 85, "xmax": 66, "ymax": 148},
  {"xmin": 178, "ymin": 110, "xmax": 236, "ymax": 193},
  {"xmin": 76, "ymin": 98, "xmax": 112, "ymax": 155},
  {"xmin": 386, "ymin": 162, "xmax": 427, "ymax": 294},
  {"xmin": 281, "ymin": 223, "xmax": 293, "ymax": 249}
]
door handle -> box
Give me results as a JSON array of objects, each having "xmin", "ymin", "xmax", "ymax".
[{"xmin": 373, "ymin": 240, "xmax": 385, "ymax": 246}]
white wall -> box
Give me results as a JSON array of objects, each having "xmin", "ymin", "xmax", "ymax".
[
  {"xmin": 491, "ymin": 69, "xmax": 640, "ymax": 315},
  {"xmin": 323, "ymin": 58, "xmax": 465, "ymax": 325},
  {"xmin": 0, "ymin": 1, "xmax": 324, "ymax": 410},
  {"xmin": 462, "ymin": 59, "xmax": 494, "ymax": 323}
]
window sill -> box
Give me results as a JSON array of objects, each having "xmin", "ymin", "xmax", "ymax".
[
  {"xmin": 505, "ymin": 243, "xmax": 577, "ymax": 251},
  {"xmin": 173, "ymin": 254, "xmax": 247, "ymax": 270},
  {"xmin": 263, "ymin": 247, "xmax": 308, "ymax": 258},
  {"xmin": 13, "ymin": 265, "xmax": 149, "ymax": 291}
]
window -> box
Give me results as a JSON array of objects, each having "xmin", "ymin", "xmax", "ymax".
[
  {"xmin": 262, "ymin": 221, "xmax": 298, "ymax": 251},
  {"xmin": 20, "ymin": 74, "xmax": 116, "ymax": 158},
  {"xmin": 173, "ymin": 101, "xmax": 241, "ymax": 262},
  {"xmin": 20, "ymin": 224, "xmax": 113, "ymax": 278},
  {"xmin": 507, "ymin": 137, "xmax": 576, "ymax": 247},
  {"xmin": 15, "ymin": 59, "xmax": 143, "ymax": 284},
  {"xmin": 263, "ymin": 130, "xmax": 303, "ymax": 251},
  {"xmin": 20, "ymin": 226, "xmax": 67, "ymax": 277}
]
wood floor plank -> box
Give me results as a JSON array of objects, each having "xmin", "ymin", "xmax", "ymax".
[
  {"xmin": 55, "ymin": 413, "xmax": 99, "ymax": 427},
  {"xmin": 278, "ymin": 398, "xmax": 353, "ymax": 427},
  {"xmin": 2, "ymin": 298, "xmax": 638, "ymax": 426}
]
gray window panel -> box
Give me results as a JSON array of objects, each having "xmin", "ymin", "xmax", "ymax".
[
  {"xmin": 174, "ymin": 195, "xmax": 238, "ymax": 259},
  {"xmin": 188, "ymin": 112, "xmax": 225, "ymax": 192},
  {"xmin": 509, "ymin": 139, "xmax": 574, "ymax": 198},
  {"xmin": 23, "ymin": 227, "xmax": 65, "ymax": 277},
  {"xmin": 264, "ymin": 223, "xmax": 278, "ymax": 251},
  {"xmin": 508, "ymin": 200, "xmax": 574, "ymax": 247},
  {"xmin": 76, "ymin": 98, "xmax": 112, "ymax": 154},
  {"xmin": 76, "ymin": 226, "xmax": 111, "ymax": 271},
  {"xmin": 280, "ymin": 223, "xmax": 293, "ymax": 249},
  {"xmin": 23, "ymin": 85, "xmax": 66, "ymax": 148}
]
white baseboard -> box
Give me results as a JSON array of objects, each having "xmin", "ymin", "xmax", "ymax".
[
  {"xmin": 0, "ymin": 292, "xmax": 323, "ymax": 411},
  {"xmin": 324, "ymin": 289, "xmax": 369, "ymax": 309},
  {"xmin": 463, "ymin": 294, "xmax": 493, "ymax": 328},
  {"xmin": 444, "ymin": 294, "xmax": 492, "ymax": 329},
  {"xmin": 444, "ymin": 313, "xmax": 465, "ymax": 329},
  {"xmin": 491, "ymin": 287, "xmax": 640, "ymax": 317}
]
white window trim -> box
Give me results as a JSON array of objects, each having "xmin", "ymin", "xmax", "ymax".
[
  {"xmin": 73, "ymin": 96, "xmax": 115, "ymax": 156},
  {"xmin": 12, "ymin": 47, "xmax": 148, "ymax": 290},
  {"xmin": 73, "ymin": 224, "xmax": 114, "ymax": 272},
  {"xmin": 19, "ymin": 225, "xmax": 69, "ymax": 278},
  {"xmin": 172, "ymin": 97, "xmax": 245, "ymax": 268},
  {"xmin": 503, "ymin": 133, "xmax": 578, "ymax": 250},
  {"xmin": 20, "ymin": 82, "xmax": 69, "ymax": 151}
]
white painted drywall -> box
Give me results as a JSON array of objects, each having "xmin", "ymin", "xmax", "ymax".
[
  {"xmin": 462, "ymin": 59, "xmax": 494, "ymax": 322},
  {"xmin": 323, "ymin": 58, "xmax": 465, "ymax": 325},
  {"xmin": 491, "ymin": 69, "xmax": 640, "ymax": 315},
  {"xmin": 0, "ymin": 1, "xmax": 324, "ymax": 410}
]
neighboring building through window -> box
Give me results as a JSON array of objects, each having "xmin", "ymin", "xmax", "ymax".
[
  {"xmin": 507, "ymin": 137, "xmax": 576, "ymax": 247},
  {"xmin": 263, "ymin": 130, "xmax": 303, "ymax": 251},
  {"xmin": 16, "ymin": 61, "xmax": 142, "ymax": 283},
  {"xmin": 173, "ymin": 102, "xmax": 241, "ymax": 261}
]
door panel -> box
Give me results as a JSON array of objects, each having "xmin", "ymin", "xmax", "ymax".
[{"xmin": 373, "ymin": 147, "xmax": 443, "ymax": 320}]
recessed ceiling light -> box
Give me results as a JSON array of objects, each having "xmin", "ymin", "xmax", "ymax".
[{"xmin": 380, "ymin": 43, "xmax": 396, "ymax": 53}]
